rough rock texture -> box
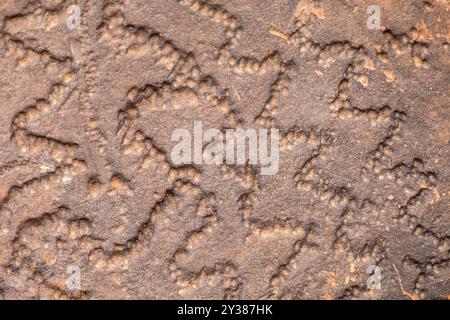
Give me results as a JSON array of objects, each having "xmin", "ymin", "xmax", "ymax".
[{"xmin": 0, "ymin": 0, "xmax": 449, "ymax": 299}]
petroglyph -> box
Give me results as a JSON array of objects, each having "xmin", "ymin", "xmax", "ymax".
[{"xmin": 0, "ymin": 0, "xmax": 448, "ymax": 299}]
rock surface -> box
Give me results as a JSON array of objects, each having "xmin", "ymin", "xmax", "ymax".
[{"xmin": 0, "ymin": 0, "xmax": 449, "ymax": 299}]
